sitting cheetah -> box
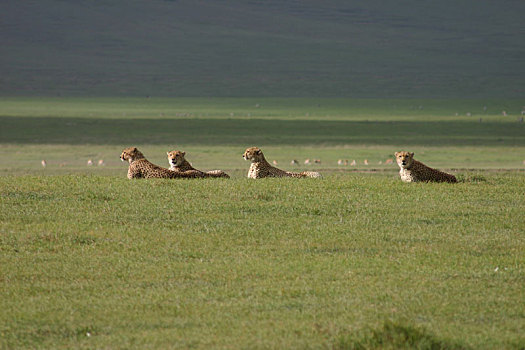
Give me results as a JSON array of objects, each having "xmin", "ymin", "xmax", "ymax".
[
  {"xmin": 167, "ymin": 150, "xmax": 230, "ymax": 178},
  {"xmin": 395, "ymin": 151, "xmax": 457, "ymax": 183},
  {"xmin": 120, "ymin": 147, "xmax": 205, "ymax": 179},
  {"xmin": 243, "ymin": 147, "xmax": 321, "ymax": 179}
]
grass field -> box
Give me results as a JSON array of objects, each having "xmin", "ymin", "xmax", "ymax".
[
  {"xmin": 1, "ymin": 97, "xmax": 524, "ymax": 175},
  {"xmin": 0, "ymin": 98, "xmax": 524, "ymax": 349}
]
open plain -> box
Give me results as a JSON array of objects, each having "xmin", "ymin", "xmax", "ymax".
[{"xmin": 0, "ymin": 98, "xmax": 524, "ymax": 349}]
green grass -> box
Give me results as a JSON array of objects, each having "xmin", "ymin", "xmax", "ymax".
[
  {"xmin": 1, "ymin": 97, "xmax": 524, "ymax": 175},
  {"xmin": 0, "ymin": 97, "xmax": 524, "ymax": 348},
  {"xmin": 1, "ymin": 174, "xmax": 523, "ymax": 349},
  {"xmin": 1, "ymin": 97, "xmax": 524, "ymax": 121},
  {"xmin": 336, "ymin": 321, "xmax": 470, "ymax": 350}
]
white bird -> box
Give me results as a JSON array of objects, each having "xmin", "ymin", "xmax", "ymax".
[{"xmin": 41, "ymin": 160, "xmax": 47, "ymax": 168}]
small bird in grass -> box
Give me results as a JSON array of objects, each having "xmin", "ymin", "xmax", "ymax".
[
  {"xmin": 87, "ymin": 159, "xmax": 93, "ymax": 166},
  {"xmin": 272, "ymin": 160, "xmax": 278, "ymax": 165},
  {"xmin": 350, "ymin": 160, "xmax": 356, "ymax": 166},
  {"xmin": 98, "ymin": 159, "xmax": 105, "ymax": 166},
  {"xmin": 304, "ymin": 159, "xmax": 311, "ymax": 165},
  {"xmin": 385, "ymin": 159, "xmax": 393, "ymax": 165},
  {"xmin": 41, "ymin": 160, "xmax": 47, "ymax": 168},
  {"xmin": 290, "ymin": 159, "xmax": 299, "ymax": 165},
  {"xmin": 364, "ymin": 159, "xmax": 369, "ymax": 165}
]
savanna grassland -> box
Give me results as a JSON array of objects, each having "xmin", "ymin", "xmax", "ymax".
[
  {"xmin": 0, "ymin": 98, "xmax": 524, "ymax": 349},
  {"xmin": 1, "ymin": 97, "xmax": 524, "ymax": 174},
  {"xmin": 1, "ymin": 1, "xmax": 524, "ymax": 348}
]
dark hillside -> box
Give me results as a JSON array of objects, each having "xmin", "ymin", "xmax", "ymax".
[{"xmin": 0, "ymin": 0, "xmax": 523, "ymax": 97}]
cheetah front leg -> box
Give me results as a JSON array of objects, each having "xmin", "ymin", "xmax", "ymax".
[{"xmin": 127, "ymin": 165, "xmax": 143, "ymax": 179}]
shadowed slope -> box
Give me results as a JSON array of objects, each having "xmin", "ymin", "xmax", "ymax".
[
  {"xmin": 1, "ymin": 116, "xmax": 523, "ymax": 146},
  {"xmin": 0, "ymin": 0, "xmax": 523, "ymax": 97}
]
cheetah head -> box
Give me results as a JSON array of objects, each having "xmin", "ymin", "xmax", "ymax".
[
  {"xmin": 120, "ymin": 147, "xmax": 145, "ymax": 163},
  {"xmin": 243, "ymin": 147, "xmax": 265, "ymax": 162},
  {"xmin": 167, "ymin": 150, "xmax": 186, "ymax": 167},
  {"xmin": 395, "ymin": 151, "xmax": 414, "ymax": 169}
]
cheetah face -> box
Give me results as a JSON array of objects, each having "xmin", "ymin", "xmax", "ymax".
[
  {"xmin": 167, "ymin": 150, "xmax": 185, "ymax": 167},
  {"xmin": 243, "ymin": 147, "xmax": 264, "ymax": 162},
  {"xmin": 395, "ymin": 151, "xmax": 414, "ymax": 169},
  {"xmin": 120, "ymin": 147, "xmax": 144, "ymax": 163}
]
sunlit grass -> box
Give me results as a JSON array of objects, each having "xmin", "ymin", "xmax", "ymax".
[
  {"xmin": 0, "ymin": 174, "xmax": 523, "ymax": 349},
  {"xmin": 0, "ymin": 98, "xmax": 524, "ymax": 348}
]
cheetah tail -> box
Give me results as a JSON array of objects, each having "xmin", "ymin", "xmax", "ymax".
[
  {"xmin": 206, "ymin": 170, "xmax": 230, "ymax": 178},
  {"xmin": 301, "ymin": 171, "xmax": 322, "ymax": 178}
]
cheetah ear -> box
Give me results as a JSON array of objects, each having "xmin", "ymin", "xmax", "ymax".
[
  {"xmin": 410, "ymin": 152, "xmax": 414, "ymax": 157},
  {"xmin": 256, "ymin": 149, "xmax": 261, "ymax": 155},
  {"xmin": 394, "ymin": 152, "xmax": 399, "ymax": 156},
  {"xmin": 166, "ymin": 151, "xmax": 170, "ymax": 156},
  {"xmin": 181, "ymin": 151, "xmax": 186, "ymax": 157},
  {"xmin": 132, "ymin": 147, "xmax": 138, "ymax": 152}
]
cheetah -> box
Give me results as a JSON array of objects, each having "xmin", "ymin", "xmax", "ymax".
[
  {"xmin": 243, "ymin": 147, "xmax": 321, "ymax": 179},
  {"xmin": 120, "ymin": 147, "xmax": 205, "ymax": 179},
  {"xmin": 395, "ymin": 151, "xmax": 457, "ymax": 183},
  {"xmin": 167, "ymin": 150, "xmax": 230, "ymax": 178}
]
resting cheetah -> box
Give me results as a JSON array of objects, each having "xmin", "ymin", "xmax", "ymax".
[
  {"xmin": 395, "ymin": 151, "xmax": 457, "ymax": 183},
  {"xmin": 120, "ymin": 147, "xmax": 205, "ymax": 179},
  {"xmin": 167, "ymin": 150, "xmax": 230, "ymax": 178},
  {"xmin": 243, "ymin": 147, "xmax": 321, "ymax": 179}
]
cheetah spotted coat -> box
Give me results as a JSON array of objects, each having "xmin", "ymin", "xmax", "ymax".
[
  {"xmin": 120, "ymin": 147, "xmax": 205, "ymax": 179},
  {"xmin": 243, "ymin": 147, "xmax": 321, "ymax": 179},
  {"xmin": 395, "ymin": 151, "xmax": 457, "ymax": 183},
  {"xmin": 167, "ymin": 150, "xmax": 230, "ymax": 178}
]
